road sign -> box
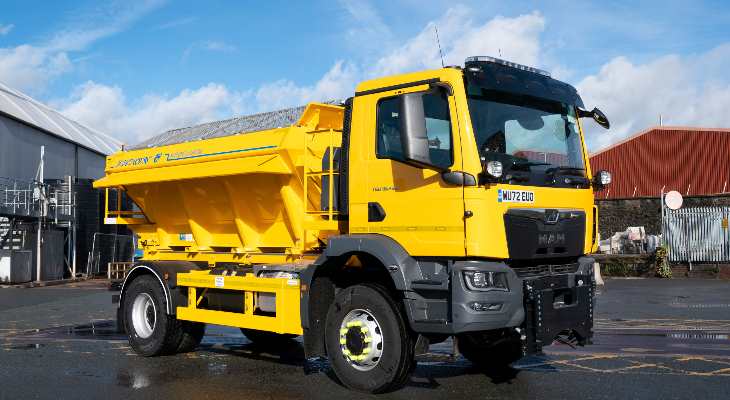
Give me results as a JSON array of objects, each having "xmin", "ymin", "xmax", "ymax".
[{"xmin": 665, "ymin": 190, "xmax": 683, "ymax": 210}]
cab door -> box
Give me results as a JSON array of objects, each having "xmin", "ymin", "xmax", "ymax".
[{"xmin": 355, "ymin": 84, "xmax": 466, "ymax": 257}]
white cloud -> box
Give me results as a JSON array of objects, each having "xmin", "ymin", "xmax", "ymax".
[
  {"xmin": 153, "ymin": 16, "xmax": 197, "ymax": 31},
  {"xmin": 0, "ymin": 45, "xmax": 72, "ymax": 93},
  {"xmin": 0, "ymin": 24, "xmax": 13, "ymax": 36},
  {"xmin": 58, "ymin": 7, "xmax": 550, "ymax": 144},
  {"xmin": 577, "ymin": 44, "xmax": 730, "ymax": 152},
  {"xmin": 254, "ymin": 8, "xmax": 546, "ymax": 113},
  {"xmin": 254, "ymin": 61, "xmax": 358, "ymax": 110},
  {"xmin": 0, "ymin": 1, "xmax": 164, "ymax": 94},
  {"xmin": 59, "ymin": 61, "xmax": 360, "ymax": 144},
  {"xmin": 46, "ymin": 0, "xmax": 165, "ymax": 52},
  {"xmin": 338, "ymin": 0, "xmax": 393, "ymax": 57},
  {"xmin": 60, "ymin": 81, "xmax": 246, "ymax": 145},
  {"xmin": 57, "ymin": 4, "xmax": 730, "ymax": 156},
  {"xmin": 372, "ymin": 8, "xmax": 545, "ymax": 77},
  {"xmin": 182, "ymin": 40, "xmax": 237, "ymax": 62}
]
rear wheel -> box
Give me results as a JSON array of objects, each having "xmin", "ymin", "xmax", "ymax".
[
  {"xmin": 325, "ymin": 284, "xmax": 414, "ymax": 393},
  {"xmin": 176, "ymin": 322, "xmax": 206, "ymax": 353},
  {"xmin": 124, "ymin": 275, "xmax": 184, "ymax": 356}
]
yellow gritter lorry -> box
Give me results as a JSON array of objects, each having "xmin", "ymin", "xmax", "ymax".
[{"xmin": 95, "ymin": 56, "xmax": 611, "ymax": 393}]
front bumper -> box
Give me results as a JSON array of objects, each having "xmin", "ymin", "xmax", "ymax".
[
  {"xmin": 404, "ymin": 257, "xmax": 595, "ymax": 349},
  {"xmin": 522, "ymin": 267, "xmax": 594, "ymax": 354}
]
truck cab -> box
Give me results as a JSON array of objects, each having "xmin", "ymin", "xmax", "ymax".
[
  {"xmin": 309, "ymin": 56, "xmax": 610, "ymax": 380},
  {"xmin": 348, "ymin": 57, "xmax": 603, "ymax": 261}
]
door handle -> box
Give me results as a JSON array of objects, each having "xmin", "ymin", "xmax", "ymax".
[{"xmin": 368, "ymin": 202, "xmax": 386, "ymax": 222}]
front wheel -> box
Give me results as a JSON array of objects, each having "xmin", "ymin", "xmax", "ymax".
[{"xmin": 325, "ymin": 284, "xmax": 414, "ymax": 394}]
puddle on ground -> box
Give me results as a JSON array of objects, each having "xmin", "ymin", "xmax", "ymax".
[
  {"xmin": 303, "ymin": 357, "xmax": 330, "ymax": 375},
  {"xmin": 3, "ymin": 343, "xmax": 45, "ymax": 350},
  {"xmin": 6, "ymin": 320, "xmax": 126, "ymax": 341}
]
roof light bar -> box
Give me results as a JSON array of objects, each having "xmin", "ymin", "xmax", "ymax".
[{"xmin": 465, "ymin": 56, "xmax": 551, "ymax": 77}]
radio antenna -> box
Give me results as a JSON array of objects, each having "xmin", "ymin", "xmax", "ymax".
[{"xmin": 434, "ymin": 25, "xmax": 445, "ymax": 68}]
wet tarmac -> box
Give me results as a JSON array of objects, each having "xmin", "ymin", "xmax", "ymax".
[{"xmin": 1, "ymin": 278, "xmax": 730, "ymax": 399}]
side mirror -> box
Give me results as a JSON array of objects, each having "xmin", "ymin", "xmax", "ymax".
[
  {"xmin": 593, "ymin": 170, "xmax": 611, "ymax": 190},
  {"xmin": 399, "ymin": 93, "xmax": 444, "ymax": 171},
  {"xmin": 578, "ymin": 107, "xmax": 610, "ymax": 129}
]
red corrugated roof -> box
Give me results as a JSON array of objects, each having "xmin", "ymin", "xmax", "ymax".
[{"xmin": 589, "ymin": 126, "xmax": 730, "ymax": 199}]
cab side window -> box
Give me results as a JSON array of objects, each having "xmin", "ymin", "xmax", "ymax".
[
  {"xmin": 376, "ymin": 90, "xmax": 453, "ymax": 169},
  {"xmin": 376, "ymin": 97, "xmax": 404, "ymax": 161}
]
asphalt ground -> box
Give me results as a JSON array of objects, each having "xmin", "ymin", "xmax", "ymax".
[{"xmin": 1, "ymin": 278, "xmax": 730, "ymax": 399}]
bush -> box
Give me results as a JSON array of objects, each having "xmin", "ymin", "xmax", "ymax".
[
  {"xmin": 653, "ymin": 246, "xmax": 672, "ymax": 278},
  {"xmin": 601, "ymin": 261, "xmax": 634, "ymax": 277}
]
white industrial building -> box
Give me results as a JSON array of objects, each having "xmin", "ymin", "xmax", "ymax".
[{"xmin": 0, "ymin": 81, "xmax": 124, "ymax": 284}]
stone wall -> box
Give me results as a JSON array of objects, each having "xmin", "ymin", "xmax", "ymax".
[{"xmin": 595, "ymin": 194, "xmax": 730, "ymax": 239}]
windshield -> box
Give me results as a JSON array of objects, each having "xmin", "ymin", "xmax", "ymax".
[{"xmin": 467, "ymin": 91, "xmax": 587, "ymax": 186}]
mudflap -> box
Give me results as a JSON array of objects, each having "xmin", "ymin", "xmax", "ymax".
[{"xmin": 521, "ymin": 273, "xmax": 594, "ymax": 355}]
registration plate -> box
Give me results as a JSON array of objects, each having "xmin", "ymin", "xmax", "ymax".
[{"xmin": 498, "ymin": 189, "xmax": 535, "ymax": 203}]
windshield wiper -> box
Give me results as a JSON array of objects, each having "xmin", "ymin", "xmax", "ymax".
[
  {"xmin": 545, "ymin": 166, "xmax": 590, "ymax": 187},
  {"xmin": 509, "ymin": 161, "xmax": 551, "ymax": 172},
  {"xmin": 545, "ymin": 166, "xmax": 585, "ymax": 176},
  {"xmin": 515, "ymin": 161, "xmax": 551, "ymax": 167}
]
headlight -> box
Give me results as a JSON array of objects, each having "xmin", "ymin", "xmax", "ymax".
[
  {"xmin": 596, "ymin": 170, "xmax": 611, "ymax": 186},
  {"xmin": 486, "ymin": 161, "xmax": 503, "ymax": 179},
  {"xmin": 463, "ymin": 271, "xmax": 509, "ymax": 291}
]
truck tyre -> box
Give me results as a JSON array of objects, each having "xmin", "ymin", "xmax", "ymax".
[
  {"xmin": 176, "ymin": 322, "xmax": 206, "ymax": 353},
  {"xmin": 457, "ymin": 331, "xmax": 523, "ymax": 368},
  {"xmin": 123, "ymin": 275, "xmax": 184, "ymax": 356},
  {"xmin": 324, "ymin": 284, "xmax": 414, "ymax": 393},
  {"xmin": 240, "ymin": 328, "xmax": 297, "ymax": 346}
]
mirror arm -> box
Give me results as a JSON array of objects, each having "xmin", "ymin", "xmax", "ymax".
[{"xmin": 577, "ymin": 108, "xmax": 593, "ymax": 119}]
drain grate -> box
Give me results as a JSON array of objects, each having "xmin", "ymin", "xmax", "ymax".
[{"xmin": 667, "ymin": 332, "xmax": 729, "ymax": 341}]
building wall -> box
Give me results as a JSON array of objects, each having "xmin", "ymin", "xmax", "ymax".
[
  {"xmin": 595, "ymin": 194, "xmax": 730, "ymax": 239},
  {"xmin": 0, "ymin": 114, "xmax": 106, "ymax": 181},
  {"xmin": 77, "ymin": 147, "xmax": 106, "ymax": 180},
  {"xmin": 590, "ymin": 127, "xmax": 730, "ymax": 199}
]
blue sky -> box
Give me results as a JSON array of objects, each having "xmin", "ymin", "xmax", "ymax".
[{"xmin": 1, "ymin": 0, "xmax": 729, "ymax": 150}]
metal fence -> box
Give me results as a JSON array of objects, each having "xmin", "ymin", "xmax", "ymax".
[
  {"xmin": 663, "ymin": 207, "xmax": 730, "ymax": 262},
  {"xmin": 86, "ymin": 233, "xmax": 135, "ymax": 276}
]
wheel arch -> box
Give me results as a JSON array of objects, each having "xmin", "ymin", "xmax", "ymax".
[
  {"xmin": 299, "ymin": 234, "xmax": 419, "ymax": 358},
  {"xmin": 120, "ymin": 261, "xmax": 203, "ymax": 315}
]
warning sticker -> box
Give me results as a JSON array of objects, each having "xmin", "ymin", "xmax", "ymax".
[
  {"xmin": 214, "ymin": 276, "xmax": 225, "ymax": 288},
  {"xmin": 498, "ymin": 189, "xmax": 535, "ymax": 203}
]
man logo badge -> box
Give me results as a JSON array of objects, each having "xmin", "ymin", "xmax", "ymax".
[
  {"xmin": 538, "ymin": 232, "xmax": 566, "ymax": 246},
  {"xmin": 544, "ymin": 209, "xmax": 560, "ymax": 224}
]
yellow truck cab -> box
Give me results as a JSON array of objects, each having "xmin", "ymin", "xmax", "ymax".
[{"xmin": 96, "ymin": 56, "xmax": 611, "ymax": 393}]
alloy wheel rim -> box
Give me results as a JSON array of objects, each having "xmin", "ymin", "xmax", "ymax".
[
  {"xmin": 131, "ymin": 293, "xmax": 157, "ymax": 339},
  {"xmin": 339, "ymin": 308, "xmax": 384, "ymax": 371}
]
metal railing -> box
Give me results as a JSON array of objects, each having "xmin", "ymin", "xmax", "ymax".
[
  {"xmin": 86, "ymin": 233, "xmax": 135, "ymax": 276},
  {"xmin": 0, "ymin": 177, "xmax": 39, "ymax": 216},
  {"xmin": 46, "ymin": 177, "xmax": 75, "ymax": 222},
  {"xmin": 0, "ymin": 176, "xmax": 76, "ymax": 221},
  {"xmin": 663, "ymin": 207, "xmax": 730, "ymax": 262}
]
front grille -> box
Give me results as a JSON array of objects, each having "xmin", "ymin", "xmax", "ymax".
[
  {"xmin": 512, "ymin": 263, "xmax": 579, "ymax": 278},
  {"xmin": 504, "ymin": 209, "xmax": 585, "ymax": 260}
]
